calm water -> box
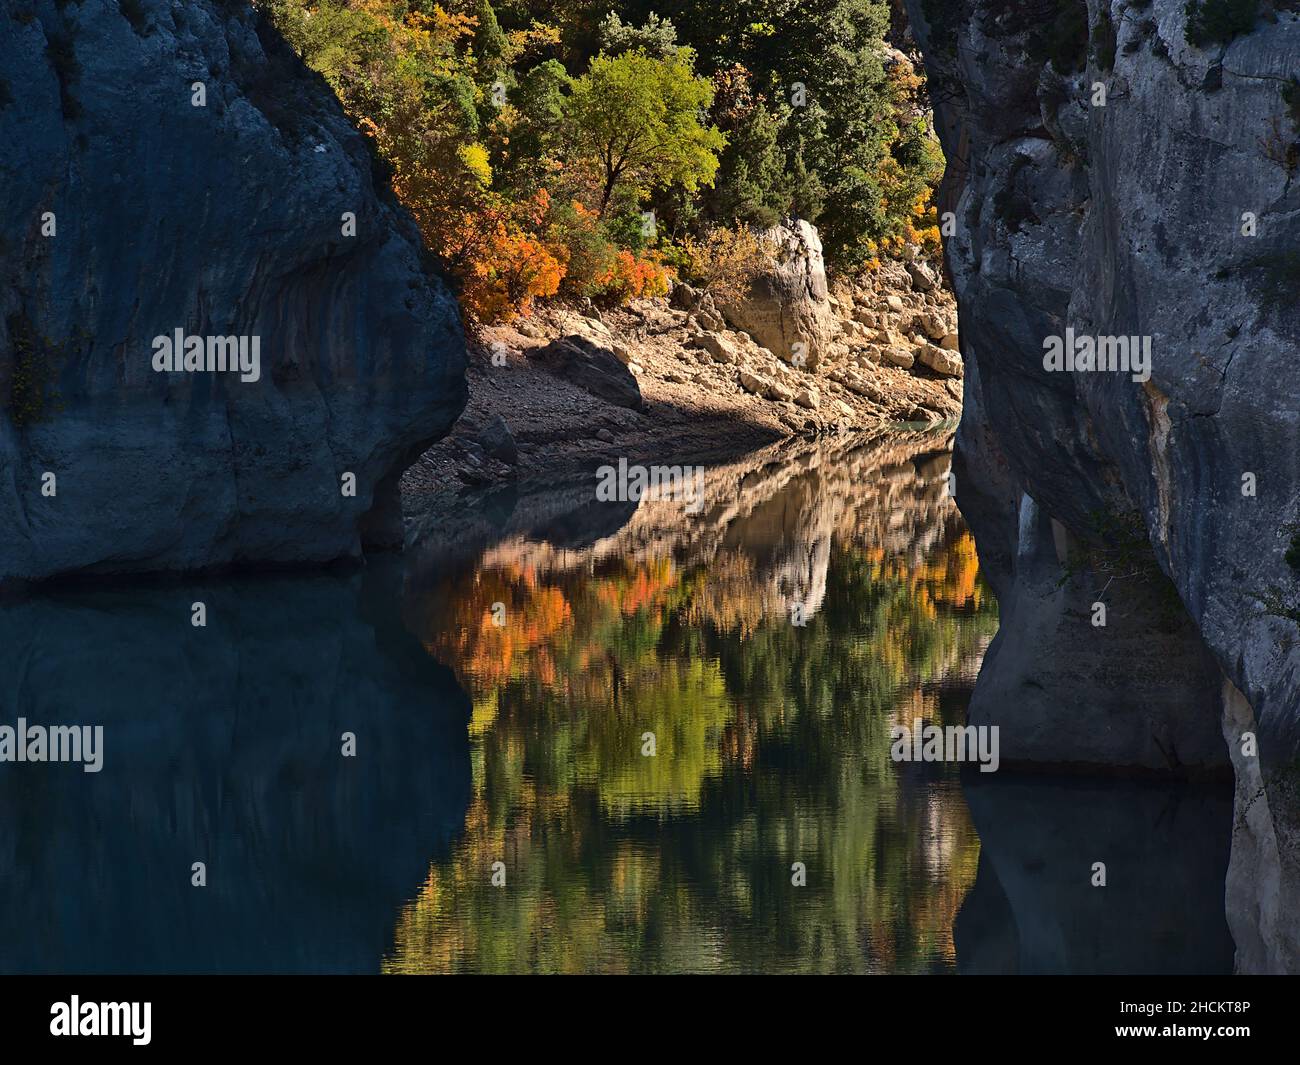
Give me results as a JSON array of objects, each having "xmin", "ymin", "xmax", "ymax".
[{"xmin": 0, "ymin": 432, "xmax": 1235, "ymax": 973}]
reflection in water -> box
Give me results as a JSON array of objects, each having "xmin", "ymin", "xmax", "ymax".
[
  {"xmin": 0, "ymin": 432, "xmax": 1245, "ymax": 973},
  {"xmin": 957, "ymin": 779, "xmax": 1235, "ymax": 974},
  {"xmin": 0, "ymin": 565, "xmax": 471, "ymax": 973},
  {"xmin": 391, "ymin": 432, "xmax": 997, "ymax": 973}
]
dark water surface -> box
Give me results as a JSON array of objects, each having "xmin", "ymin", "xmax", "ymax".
[{"xmin": 0, "ymin": 432, "xmax": 1235, "ymax": 973}]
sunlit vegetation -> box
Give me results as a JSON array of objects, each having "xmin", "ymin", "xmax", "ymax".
[{"xmin": 256, "ymin": 0, "xmax": 945, "ymax": 322}]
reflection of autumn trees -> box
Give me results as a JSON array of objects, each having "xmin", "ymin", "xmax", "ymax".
[
  {"xmin": 870, "ymin": 531, "xmax": 985, "ymax": 615},
  {"xmin": 392, "ymin": 521, "xmax": 997, "ymax": 972}
]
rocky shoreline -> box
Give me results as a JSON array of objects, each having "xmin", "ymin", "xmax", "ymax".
[{"xmin": 402, "ymin": 254, "xmax": 965, "ymax": 517}]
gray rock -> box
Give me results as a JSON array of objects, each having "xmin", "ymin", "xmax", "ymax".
[
  {"xmin": 693, "ymin": 332, "xmax": 742, "ymax": 364},
  {"xmin": 905, "ymin": 6, "xmax": 1300, "ymax": 960},
  {"xmin": 915, "ymin": 311, "xmax": 947, "ymax": 341},
  {"xmin": 914, "ymin": 343, "xmax": 963, "ymax": 378},
  {"xmin": 906, "ymin": 261, "xmax": 937, "ymax": 292},
  {"xmin": 766, "ymin": 379, "xmax": 795, "ymax": 403},
  {"xmin": 738, "ymin": 369, "xmax": 770, "ymax": 396},
  {"xmin": 0, "ymin": 1, "xmax": 467, "ymax": 579},
  {"xmin": 669, "ymin": 281, "xmax": 701, "ymax": 311},
  {"xmin": 535, "ymin": 335, "xmax": 643, "ymax": 409},
  {"xmin": 794, "ymin": 386, "xmax": 821, "ymax": 410},
  {"xmin": 476, "ymin": 415, "xmax": 518, "ymax": 465}
]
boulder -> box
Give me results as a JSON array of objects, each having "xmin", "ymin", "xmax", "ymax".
[
  {"xmin": 536, "ymin": 336, "xmax": 644, "ymax": 409},
  {"xmin": 845, "ymin": 374, "xmax": 886, "ymax": 402},
  {"xmin": 883, "ymin": 347, "xmax": 916, "ymax": 369},
  {"xmin": 476, "ymin": 415, "xmax": 518, "ymax": 465},
  {"xmin": 906, "ymin": 261, "xmax": 938, "ymax": 292},
  {"xmin": 718, "ymin": 219, "xmax": 835, "ymax": 370},
  {"xmin": 794, "ymin": 386, "xmax": 821, "ymax": 410},
  {"xmin": 915, "ymin": 311, "xmax": 947, "ymax": 341},
  {"xmin": 669, "ymin": 281, "xmax": 701, "ymax": 311},
  {"xmin": 693, "ymin": 332, "xmax": 743, "ymax": 364},
  {"xmin": 914, "ymin": 343, "xmax": 963, "ymax": 378}
]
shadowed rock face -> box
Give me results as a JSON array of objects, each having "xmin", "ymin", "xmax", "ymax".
[
  {"xmin": 0, "ymin": 1, "xmax": 467, "ymax": 581},
  {"xmin": 905, "ymin": 1, "xmax": 1300, "ymax": 969}
]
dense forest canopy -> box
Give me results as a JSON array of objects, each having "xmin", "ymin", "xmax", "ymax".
[{"xmin": 256, "ymin": 0, "xmax": 945, "ymax": 321}]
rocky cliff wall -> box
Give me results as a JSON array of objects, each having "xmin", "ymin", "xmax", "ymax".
[
  {"xmin": 0, "ymin": 0, "xmax": 467, "ymax": 581},
  {"xmin": 907, "ymin": 0, "xmax": 1299, "ymax": 767},
  {"xmin": 904, "ymin": 0, "xmax": 1300, "ymax": 969}
]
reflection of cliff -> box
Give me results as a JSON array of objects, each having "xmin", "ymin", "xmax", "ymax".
[
  {"xmin": 955, "ymin": 779, "xmax": 1234, "ymax": 975},
  {"xmin": 0, "ymin": 566, "xmax": 471, "ymax": 973}
]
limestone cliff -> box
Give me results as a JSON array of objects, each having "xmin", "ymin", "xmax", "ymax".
[
  {"xmin": 0, "ymin": 0, "xmax": 467, "ymax": 580},
  {"xmin": 905, "ymin": 0, "xmax": 1300, "ymax": 968}
]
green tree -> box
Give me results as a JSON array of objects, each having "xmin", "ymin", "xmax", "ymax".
[
  {"xmin": 701, "ymin": 64, "xmax": 791, "ymax": 229},
  {"xmin": 471, "ymin": 0, "xmax": 511, "ymax": 82},
  {"xmin": 495, "ymin": 59, "xmax": 572, "ymax": 195},
  {"xmin": 563, "ymin": 47, "xmax": 725, "ymax": 216},
  {"xmin": 597, "ymin": 11, "xmax": 680, "ymax": 56}
]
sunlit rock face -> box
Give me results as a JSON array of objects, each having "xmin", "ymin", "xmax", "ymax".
[
  {"xmin": 905, "ymin": 0, "xmax": 1300, "ymax": 969},
  {"xmin": 0, "ymin": 1, "xmax": 467, "ymax": 581},
  {"xmin": 719, "ymin": 219, "xmax": 837, "ymax": 370},
  {"xmin": 906, "ymin": 2, "xmax": 1300, "ymax": 764}
]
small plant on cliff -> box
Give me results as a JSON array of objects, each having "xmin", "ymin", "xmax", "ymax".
[
  {"xmin": 1183, "ymin": 0, "xmax": 1259, "ymax": 48},
  {"xmin": 1252, "ymin": 586, "xmax": 1300, "ymax": 628},
  {"xmin": 1090, "ymin": 10, "xmax": 1117, "ymax": 72},
  {"xmin": 1056, "ymin": 508, "xmax": 1186, "ymax": 631},
  {"xmin": 4, "ymin": 314, "xmax": 63, "ymax": 430},
  {"xmin": 1027, "ymin": 0, "xmax": 1090, "ymax": 75}
]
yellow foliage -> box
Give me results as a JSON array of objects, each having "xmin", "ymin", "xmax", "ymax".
[{"xmin": 679, "ymin": 224, "xmax": 774, "ymax": 305}]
